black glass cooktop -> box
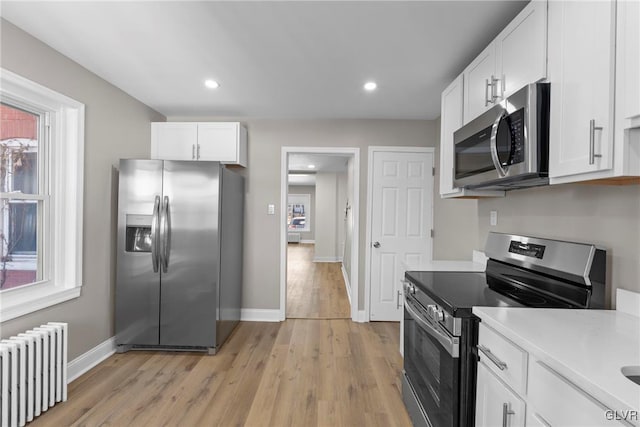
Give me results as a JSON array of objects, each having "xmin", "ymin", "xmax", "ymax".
[{"xmin": 405, "ymin": 265, "xmax": 581, "ymax": 319}]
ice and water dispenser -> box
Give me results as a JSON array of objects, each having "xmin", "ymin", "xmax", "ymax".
[{"xmin": 125, "ymin": 214, "xmax": 153, "ymax": 252}]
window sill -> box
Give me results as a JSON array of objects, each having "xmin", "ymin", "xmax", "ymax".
[{"xmin": 0, "ymin": 285, "xmax": 81, "ymax": 322}]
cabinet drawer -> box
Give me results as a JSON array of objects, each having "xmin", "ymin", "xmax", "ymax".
[
  {"xmin": 477, "ymin": 324, "xmax": 528, "ymax": 394},
  {"xmin": 529, "ymin": 360, "xmax": 631, "ymax": 426}
]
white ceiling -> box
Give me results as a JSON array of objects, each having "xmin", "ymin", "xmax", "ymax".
[
  {"xmin": 1, "ymin": 1, "xmax": 527, "ymax": 120},
  {"xmin": 288, "ymin": 153, "xmax": 349, "ymax": 186}
]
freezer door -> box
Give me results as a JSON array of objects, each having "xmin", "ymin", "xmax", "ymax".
[
  {"xmin": 159, "ymin": 161, "xmax": 220, "ymax": 347},
  {"xmin": 115, "ymin": 159, "xmax": 163, "ymax": 346}
]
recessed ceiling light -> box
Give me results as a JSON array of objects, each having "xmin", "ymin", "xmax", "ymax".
[
  {"xmin": 204, "ymin": 79, "xmax": 220, "ymax": 89},
  {"xmin": 307, "ymin": 164, "xmax": 316, "ymax": 169},
  {"xmin": 364, "ymin": 81, "xmax": 377, "ymax": 91}
]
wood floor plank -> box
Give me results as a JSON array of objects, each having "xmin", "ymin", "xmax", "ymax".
[
  {"xmin": 286, "ymin": 243, "xmax": 350, "ymax": 319},
  {"xmin": 30, "ymin": 321, "xmax": 410, "ymax": 427}
]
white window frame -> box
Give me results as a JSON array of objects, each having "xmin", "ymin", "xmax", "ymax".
[
  {"xmin": 0, "ymin": 69, "xmax": 85, "ymax": 322},
  {"xmin": 287, "ymin": 193, "xmax": 311, "ymax": 233}
]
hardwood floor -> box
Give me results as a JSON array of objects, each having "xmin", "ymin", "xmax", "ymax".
[
  {"xmin": 286, "ymin": 243, "xmax": 351, "ymax": 319},
  {"xmin": 32, "ymin": 320, "xmax": 411, "ymax": 427}
]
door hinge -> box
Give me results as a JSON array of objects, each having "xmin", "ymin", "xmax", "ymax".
[
  {"xmin": 432, "ymin": 167, "xmax": 436, "ymax": 176},
  {"xmin": 430, "ymin": 229, "xmax": 434, "ymax": 238}
]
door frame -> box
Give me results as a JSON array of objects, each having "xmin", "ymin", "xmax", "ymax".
[
  {"xmin": 279, "ymin": 146, "xmax": 360, "ymax": 321},
  {"xmin": 364, "ymin": 146, "xmax": 436, "ymax": 321}
]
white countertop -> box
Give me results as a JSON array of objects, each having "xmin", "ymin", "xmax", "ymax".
[
  {"xmin": 473, "ymin": 307, "xmax": 640, "ymax": 416},
  {"xmin": 403, "ymin": 250, "xmax": 487, "ymax": 272}
]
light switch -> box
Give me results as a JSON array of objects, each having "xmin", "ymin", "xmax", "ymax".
[
  {"xmin": 490, "ymin": 210, "xmax": 498, "ymax": 226},
  {"xmin": 268, "ymin": 204, "xmax": 275, "ymax": 215}
]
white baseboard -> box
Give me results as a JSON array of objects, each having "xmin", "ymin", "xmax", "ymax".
[
  {"xmin": 300, "ymin": 239, "xmax": 315, "ymax": 244},
  {"xmin": 355, "ymin": 310, "xmax": 368, "ymax": 323},
  {"xmin": 341, "ymin": 264, "xmax": 352, "ymax": 306},
  {"xmin": 313, "ymin": 256, "xmax": 342, "ymax": 263},
  {"xmin": 68, "ymin": 336, "xmax": 116, "ymax": 383},
  {"xmin": 240, "ymin": 309, "xmax": 282, "ymax": 322}
]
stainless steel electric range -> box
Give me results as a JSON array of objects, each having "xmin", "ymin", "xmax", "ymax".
[{"xmin": 401, "ymin": 232, "xmax": 606, "ymax": 427}]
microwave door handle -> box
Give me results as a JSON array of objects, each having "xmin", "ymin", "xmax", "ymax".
[
  {"xmin": 151, "ymin": 195, "xmax": 161, "ymax": 273},
  {"xmin": 490, "ymin": 110, "xmax": 509, "ymax": 178},
  {"xmin": 404, "ymin": 300, "xmax": 459, "ymax": 358}
]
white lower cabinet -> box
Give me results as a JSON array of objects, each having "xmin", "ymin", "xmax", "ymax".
[
  {"xmin": 475, "ymin": 360, "xmax": 526, "ymax": 427},
  {"xmin": 476, "ymin": 323, "xmax": 635, "ymax": 427},
  {"xmin": 528, "ymin": 361, "xmax": 631, "ymax": 427}
]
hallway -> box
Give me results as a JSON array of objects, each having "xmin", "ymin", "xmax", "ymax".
[{"xmin": 286, "ymin": 243, "xmax": 351, "ymax": 319}]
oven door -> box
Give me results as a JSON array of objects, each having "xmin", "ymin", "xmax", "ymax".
[{"xmin": 403, "ymin": 296, "xmax": 460, "ymax": 427}]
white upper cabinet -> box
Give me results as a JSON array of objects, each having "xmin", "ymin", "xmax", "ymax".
[
  {"xmin": 440, "ymin": 75, "xmax": 503, "ymax": 198},
  {"xmin": 151, "ymin": 122, "xmax": 248, "ymax": 167},
  {"xmin": 151, "ymin": 122, "xmax": 198, "ymax": 161},
  {"xmin": 463, "ymin": 44, "xmax": 497, "ymax": 123},
  {"xmin": 617, "ymin": 0, "xmax": 640, "ymax": 126},
  {"xmin": 197, "ymin": 122, "xmax": 248, "ymax": 166},
  {"xmin": 548, "ymin": 1, "xmax": 616, "ymax": 183},
  {"xmin": 495, "ymin": 1, "xmax": 547, "ymax": 100},
  {"xmin": 463, "ymin": 0, "xmax": 547, "ymax": 125}
]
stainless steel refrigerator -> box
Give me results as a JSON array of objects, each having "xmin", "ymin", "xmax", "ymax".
[{"xmin": 115, "ymin": 160, "xmax": 243, "ymax": 354}]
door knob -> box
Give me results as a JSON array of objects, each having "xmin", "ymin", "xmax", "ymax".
[{"xmin": 373, "ymin": 241, "xmax": 381, "ymax": 248}]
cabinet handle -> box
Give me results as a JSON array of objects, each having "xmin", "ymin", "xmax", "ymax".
[
  {"xmin": 589, "ymin": 119, "xmax": 603, "ymax": 165},
  {"xmin": 478, "ymin": 345, "xmax": 508, "ymax": 370},
  {"xmin": 197, "ymin": 144, "xmax": 200, "ymax": 160},
  {"xmin": 192, "ymin": 144, "xmax": 196, "ymax": 160},
  {"xmin": 485, "ymin": 78, "xmax": 491, "ymax": 106},
  {"xmin": 502, "ymin": 403, "xmax": 515, "ymax": 427},
  {"xmin": 397, "ymin": 290, "xmax": 403, "ymax": 309},
  {"xmin": 485, "ymin": 76, "xmax": 501, "ymax": 106}
]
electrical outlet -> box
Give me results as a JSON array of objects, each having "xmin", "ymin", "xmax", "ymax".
[
  {"xmin": 268, "ymin": 204, "xmax": 275, "ymax": 215},
  {"xmin": 490, "ymin": 210, "xmax": 498, "ymax": 226}
]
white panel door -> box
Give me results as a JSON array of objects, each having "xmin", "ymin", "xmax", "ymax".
[{"xmin": 369, "ymin": 150, "xmax": 433, "ymax": 321}]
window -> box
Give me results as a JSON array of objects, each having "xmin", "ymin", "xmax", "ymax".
[
  {"xmin": 1, "ymin": 104, "xmax": 43, "ymax": 291},
  {"xmin": 0, "ymin": 69, "xmax": 85, "ymax": 322},
  {"xmin": 287, "ymin": 194, "xmax": 311, "ymax": 232}
]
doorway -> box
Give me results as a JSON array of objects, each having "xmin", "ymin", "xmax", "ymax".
[{"xmin": 280, "ymin": 147, "xmax": 360, "ymax": 321}]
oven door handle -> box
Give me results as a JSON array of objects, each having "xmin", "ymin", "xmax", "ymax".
[{"xmin": 405, "ymin": 299, "xmax": 459, "ymax": 358}]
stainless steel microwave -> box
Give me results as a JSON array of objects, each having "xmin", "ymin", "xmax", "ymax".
[{"xmin": 453, "ymin": 82, "xmax": 550, "ymax": 190}]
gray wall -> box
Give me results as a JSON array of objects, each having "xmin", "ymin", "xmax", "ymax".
[
  {"xmin": 169, "ymin": 118, "xmax": 477, "ymax": 311},
  {"xmin": 477, "ymin": 184, "xmax": 640, "ymax": 307},
  {"xmin": 315, "ymin": 173, "xmax": 338, "ymax": 260},
  {"xmin": 287, "ymin": 185, "xmax": 315, "ymax": 241},
  {"xmin": 0, "ymin": 20, "xmax": 164, "ymax": 359},
  {"xmin": 431, "ymin": 118, "xmax": 479, "ymax": 260}
]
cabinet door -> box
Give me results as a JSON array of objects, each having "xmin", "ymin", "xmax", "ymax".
[
  {"xmin": 197, "ymin": 122, "xmax": 239, "ymax": 163},
  {"xmin": 463, "ymin": 43, "xmax": 497, "ymax": 124},
  {"xmin": 151, "ymin": 123, "xmax": 197, "ymax": 161},
  {"xmin": 475, "ymin": 361, "xmax": 526, "ymax": 427},
  {"xmin": 496, "ymin": 0, "xmax": 547, "ymax": 100},
  {"xmin": 617, "ymin": 0, "xmax": 640, "ymax": 125},
  {"xmin": 548, "ymin": 0, "xmax": 615, "ymax": 180},
  {"xmin": 440, "ymin": 75, "xmax": 464, "ymax": 196}
]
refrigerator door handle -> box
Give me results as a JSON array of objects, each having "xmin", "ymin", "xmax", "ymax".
[
  {"xmin": 160, "ymin": 195, "xmax": 172, "ymax": 272},
  {"xmin": 151, "ymin": 195, "xmax": 161, "ymax": 273}
]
